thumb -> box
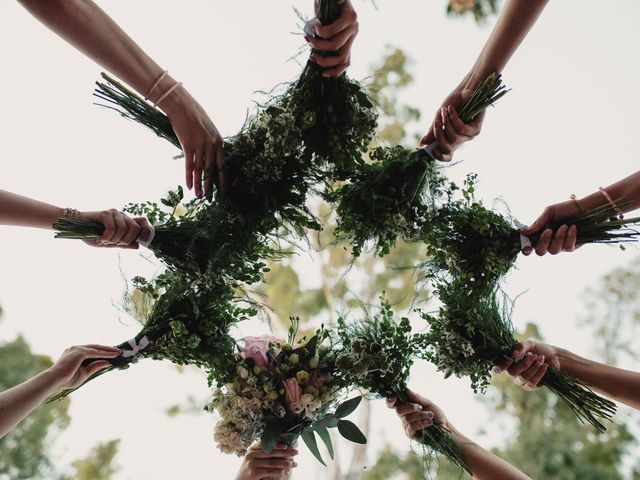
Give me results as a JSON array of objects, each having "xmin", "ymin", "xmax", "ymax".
[
  {"xmin": 522, "ymin": 210, "xmax": 551, "ymax": 236},
  {"xmin": 85, "ymin": 360, "xmax": 112, "ymax": 376}
]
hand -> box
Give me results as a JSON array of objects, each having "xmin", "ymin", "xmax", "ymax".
[
  {"xmin": 79, "ymin": 210, "xmax": 153, "ymax": 249},
  {"xmin": 48, "ymin": 345, "xmax": 122, "ymax": 390},
  {"xmin": 235, "ymin": 442, "xmax": 298, "ymax": 480},
  {"xmin": 521, "ymin": 200, "xmax": 582, "ymax": 256},
  {"xmin": 420, "ymin": 87, "xmax": 484, "ymax": 162},
  {"xmin": 495, "ymin": 339, "xmax": 560, "ymax": 391},
  {"xmin": 387, "ymin": 389, "xmax": 449, "ymax": 439},
  {"xmin": 307, "ymin": 0, "xmax": 358, "ymax": 78},
  {"xmin": 161, "ymin": 87, "xmax": 225, "ymax": 200}
]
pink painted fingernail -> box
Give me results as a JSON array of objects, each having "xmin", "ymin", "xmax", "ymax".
[{"xmin": 538, "ymin": 355, "xmax": 545, "ymax": 364}]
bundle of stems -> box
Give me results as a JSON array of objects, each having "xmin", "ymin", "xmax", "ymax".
[
  {"xmin": 334, "ymin": 300, "xmax": 469, "ymax": 474},
  {"xmin": 420, "ymin": 279, "xmax": 617, "ymax": 433},
  {"xmin": 332, "ymin": 73, "xmax": 507, "ymax": 257}
]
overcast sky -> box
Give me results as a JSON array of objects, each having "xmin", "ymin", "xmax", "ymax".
[{"xmin": 1, "ymin": 1, "xmax": 640, "ymax": 478}]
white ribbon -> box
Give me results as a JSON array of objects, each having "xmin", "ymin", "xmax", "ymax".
[
  {"xmin": 137, "ymin": 225, "xmax": 156, "ymax": 249},
  {"xmin": 122, "ymin": 336, "xmax": 150, "ymax": 358},
  {"xmin": 520, "ymin": 234, "xmax": 532, "ymax": 251},
  {"xmin": 304, "ymin": 17, "xmax": 322, "ymax": 38},
  {"xmin": 422, "ymin": 142, "xmax": 438, "ymax": 159}
]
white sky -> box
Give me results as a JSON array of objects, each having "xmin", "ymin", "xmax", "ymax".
[{"xmin": 1, "ymin": 0, "xmax": 640, "ymax": 478}]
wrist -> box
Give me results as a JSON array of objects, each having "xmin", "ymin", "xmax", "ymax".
[
  {"xmin": 152, "ymin": 77, "xmax": 189, "ymax": 115},
  {"xmin": 578, "ymin": 191, "xmax": 608, "ymax": 213},
  {"xmin": 38, "ymin": 367, "xmax": 66, "ymax": 392}
]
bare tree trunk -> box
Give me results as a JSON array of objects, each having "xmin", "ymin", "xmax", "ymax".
[{"xmin": 346, "ymin": 398, "xmax": 371, "ymax": 480}]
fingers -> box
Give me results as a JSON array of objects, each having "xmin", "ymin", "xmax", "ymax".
[
  {"xmin": 432, "ymin": 113, "xmax": 453, "ymax": 162},
  {"xmin": 307, "ymin": 22, "xmax": 357, "ymax": 52},
  {"xmin": 404, "ymin": 411, "xmax": 435, "ymax": 437},
  {"xmin": 506, "ymin": 352, "xmax": 539, "ymax": 378},
  {"xmin": 525, "ymin": 362, "xmax": 549, "ymax": 389},
  {"xmin": 120, "ymin": 215, "xmax": 142, "ymax": 247},
  {"xmin": 395, "ymin": 402, "xmax": 422, "ymax": 417},
  {"xmin": 82, "ymin": 344, "xmax": 122, "ymax": 354},
  {"xmin": 134, "ymin": 217, "xmax": 154, "ymax": 247},
  {"xmin": 522, "ymin": 208, "xmax": 553, "ymax": 236},
  {"xmin": 203, "ymin": 144, "xmax": 216, "ymax": 201},
  {"xmin": 564, "ymin": 225, "xmax": 578, "ymax": 252},
  {"xmin": 193, "ymin": 148, "xmax": 205, "ymax": 198},
  {"xmin": 184, "ymin": 148, "xmax": 195, "ymax": 191},
  {"xmin": 250, "ymin": 448, "xmax": 298, "ymax": 459},
  {"xmin": 99, "ymin": 210, "xmax": 117, "ymax": 244},
  {"xmin": 215, "ymin": 142, "xmax": 225, "ymax": 194},
  {"xmin": 314, "ymin": 2, "xmax": 357, "ymax": 39},
  {"xmin": 85, "ymin": 360, "xmax": 112, "ymax": 376},
  {"xmin": 533, "ymin": 228, "xmax": 554, "ymax": 256},
  {"xmin": 547, "ymin": 225, "xmax": 569, "ymax": 255}
]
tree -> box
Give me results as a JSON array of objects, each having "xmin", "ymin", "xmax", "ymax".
[
  {"xmin": 65, "ymin": 439, "xmax": 121, "ymax": 480},
  {"xmin": 447, "ymin": 0, "xmax": 500, "ymax": 22},
  {"xmin": 364, "ymin": 323, "xmax": 638, "ymax": 480},
  {"xmin": 0, "ymin": 336, "xmax": 71, "ymax": 480}
]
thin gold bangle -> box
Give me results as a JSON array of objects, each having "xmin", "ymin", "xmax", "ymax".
[
  {"xmin": 569, "ymin": 194, "xmax": 585, "ymax": 214},
  {"xmin": 598, "ymin": 187, "xmax": 624, "ymax": 219},
  {"xmin": 145, "ymin": 70, "xmax": 168, "ymax": 100},
  {"xmin": 154, "ymin": 81, "xmax": 183, "ymax": 108}
]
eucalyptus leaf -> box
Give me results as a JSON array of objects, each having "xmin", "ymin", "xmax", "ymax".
[
  {"xmin": 316, "ymin": 426, "xmax": 334, "ymax": 460},
  {"xmin": 337, "ymin": 420, "xmax": 367, "ymax": 444},
  {"xmin": 334, "ymin": 396, "xmax": 362, "ymax": 419},
  {"xmin": 301, "ymin": 430, "xmax": 326, "ymax": 466}
]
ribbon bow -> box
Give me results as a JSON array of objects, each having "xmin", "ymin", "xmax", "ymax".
[{"xmin": 122, "ymin": 336, "xmax": 150, "ymax": 359}]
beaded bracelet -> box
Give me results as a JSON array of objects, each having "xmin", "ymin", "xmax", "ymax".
[
  {"xmin": 598, "ymin": 187, "xmax": 624, "ymax": 219},
  {"xmin": 62, "ymin": 208, "xmax": 80, "ymax": 219}
]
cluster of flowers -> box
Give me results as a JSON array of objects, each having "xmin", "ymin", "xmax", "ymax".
[{"xmin": 208, "ymin": 329, "xmax": 365, "ymax": 461}]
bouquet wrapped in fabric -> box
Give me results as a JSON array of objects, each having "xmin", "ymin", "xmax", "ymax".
[
  {"xmin": 333, "ymin": 298, "xmax": 470, "ymax": 474},
  {"xmin": 418, "ymin": 278, "xmax": 617, "ymax": 432},
  {"xmin": 207, "ymin": 322, "xmax": 366, "ymax": 467}
]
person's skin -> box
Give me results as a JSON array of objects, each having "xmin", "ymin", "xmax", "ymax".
[
  {"xmin": 0, "ymin": 189, "xmax": 153, "ymax": 248},
  {"xmin": 17, "ymin": 0, "xmax": 224, "ymax": 200},
  {"xmin": 235, "ymin": 442, "xmax": 299, "ymax": 480},
  {"xmin": 421, "ymin": 0, "xmax": 549, "ymax": 162},
  {"xmin": 498, "ymin": 339, "xmax": 640, "ymax": 410},
  {"xmin": 388, "ymin": 390, "xmax": 532, "ymax": 480},
  {"xmin": 522, "ymin": 170, "xmax": 640, "ymax": 256},
  {"xmin": 306, "ymin": 0, "xmax": 359, "ymax": 78},
  {"xmin": 0, "ymin": 344, "xmax": 121, "ymax": 438},
  {"xmin": 18, "ymin": 1, "xmax": 359, "ymax": 199}
]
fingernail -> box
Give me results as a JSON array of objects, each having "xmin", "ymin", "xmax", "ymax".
[
  {"xmin": 426, "ymin": 411, "xmax": 434, "ymax": 419},
  {"xmin": 304, "ymin": 34, "xmax": 312, "ymax": 43},
  {"xmin": 310, "ymin": 54, "xmax": 317, "ymax": 61},
  {"xmin": 538, "ymin": 355, "xmax": 545, "ymax": 365},
  {"xmin": 293, "ymin": 462, "xmax": 298, "ymax": 467},
  {"xmin": 426, "ymin": 419, "xmax": 434, "ymax": 427},
  {"xmin": 447, "ymin": 105, "xmax": 453, "ymax": 113}
]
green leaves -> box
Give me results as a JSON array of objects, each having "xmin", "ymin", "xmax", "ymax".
[
  {"xmin": 334, "ymin": 395, "xmax": 362, "ymax": 418},
  {"xmin": 337, "ymin": 420, "xmax": 367, "ymax": 444},
  {"xmin": 301, "ymin": 396, "xmax": 367, "ymax": 465}
]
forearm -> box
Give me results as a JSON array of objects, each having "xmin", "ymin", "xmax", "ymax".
[
  {"xmin": 0, "ymin": 190, "xmax": 65, "ymax": 229},
  {"xmin": 17, "ymin": 0, "xmax": 172, "ymax": 100},
  {"xmin": 463, "ymin": 0, "xmax": 549, "ymax": 89},
  {"xmin": 450, "ymin": 427, "xmax": 531, "ymax": 480},
  {"xmin": 576, "ymin": 170, "xmax": 640, "ymax": 215},
  {"xmin": 556, "ymin": 348, "xmax": 640, "ymax": 409},
  {"xmin": 0, "ymin": 369, "xmax": 62, "ymax": 438}
]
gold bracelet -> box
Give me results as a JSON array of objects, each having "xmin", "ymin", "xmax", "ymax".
[
  {"xmin": 154, "ymin": 81, "xmax": 183, "ymax": 108},
  {"xmin": 145, "ymin": 70, "xmax": 168, "ymax": 100},
  {"xmin": 569, "ymin": 194, "xmax": 585, "ymax": 214},
  {"xmin": 598, "ymin": 187, "xmax": 624, "ymax": 219}
]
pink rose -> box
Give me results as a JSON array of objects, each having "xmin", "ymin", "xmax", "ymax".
[
  {"xmin": 239, "ymin": 335, "xmax": 284, "ymax": 368},
  {"xmin": 308, "ymin": 372, "xmax": 330, "ymax": 390},
  {"xmin": 283, "ymin": 377, "xmax": 303, "ymax": 405}
]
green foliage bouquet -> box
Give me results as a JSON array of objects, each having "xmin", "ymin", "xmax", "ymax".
[{"xmin": 334, "ymin": 298, "xmax": 470, "ymax": 473}]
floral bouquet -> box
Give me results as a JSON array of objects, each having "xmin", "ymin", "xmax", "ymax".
[
  {"xmin": 208, "ymin": 321, "xmax": 366, "ymax": 469},
  {"xmin": 419, "ymin": 279, "xmax": 617, "ymax": 432},
  {"xmin": 334, "ymin": 298, "xmax": 470, "ymax": 473}
]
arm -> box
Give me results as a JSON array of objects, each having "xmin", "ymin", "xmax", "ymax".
[
  {"xmin": 235, "ymin": 442, "xmax": 298, "ymax": 480},
  {"xmin": 422, "ymin": 0, "xmax": 549, "ymax": 161},
  {"xmin": 389, "ymin": 390, "xmax": 531, "ymax": 480},
  {"xmin": 522, "ymin": 170, "xmax": 640, "ymax": 256},
  {"xmin": 17, "ymin": 0, "xmax": 224, "ymax": 199},
  {"xmin": 0, "ymin": 344, "xmax": 121, "ymax": 438},
  {"xmin": 502, "ymin": 340, "xmax": 640, "ymax": 410},
  {"xmin": 0, "ymin": 189, "xmax": 153, "ymax": 248}
]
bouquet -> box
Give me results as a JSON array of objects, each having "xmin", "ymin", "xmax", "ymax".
[
  {"xmin": 334, "ymin": 298, "xmax": 470, "ymax": 473},
  {"xmin": 49, "ymin": 272, "xmax": 249, "ymax": 402},
  {"xmin": 419, "ymin": 279, "xmax": 617, "ymax": 432},
  {"xmin": 207, "ymin": 321, "xmax": 366, "ymax": 468}
]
